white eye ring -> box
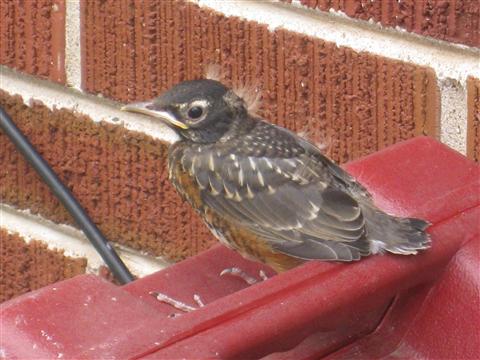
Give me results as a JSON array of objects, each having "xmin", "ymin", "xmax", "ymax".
[{"xmin": 186, "ymin": 100, "xmax": 209, "ymax": 121}]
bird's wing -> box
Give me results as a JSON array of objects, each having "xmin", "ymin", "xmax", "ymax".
[
  {"xmin": 294, "ymin": 134, "xmax": 372, "ymax": 198},
  {"xmin": 179, "ymin": 144, "xmax": 370, "ymax": 261}
]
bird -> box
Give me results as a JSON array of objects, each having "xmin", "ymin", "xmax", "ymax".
[{"xmin": 121, "ymin": 79, "xmax": 430, "ymax": 274}]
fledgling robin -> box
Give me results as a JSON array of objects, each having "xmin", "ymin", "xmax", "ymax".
[{"xmin": 122, "ymin": 79, "xmax": 430, "ymax": 274}]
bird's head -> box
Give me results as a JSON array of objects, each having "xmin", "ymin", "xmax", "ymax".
[{"xmin": 121, "ymin": 79, "xmax": 248, "ymax": 143}]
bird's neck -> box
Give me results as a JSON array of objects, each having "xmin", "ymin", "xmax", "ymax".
[{"xmin": 218, "ymin": 115, "xmax": 257, "ymax": 143}]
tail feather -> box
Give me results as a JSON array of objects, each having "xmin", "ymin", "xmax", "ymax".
[
  {"xmin": 406, "ymin": 217, "xmax": 430, "ymax": 231},
  {"xmin": 364, "ymin": 208, "xmax": 431, "ymax": 255}
]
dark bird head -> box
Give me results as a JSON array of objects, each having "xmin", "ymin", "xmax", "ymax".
[{"xmin": 121, "ymin": 79, "xmax": 249, "ymax": 143}]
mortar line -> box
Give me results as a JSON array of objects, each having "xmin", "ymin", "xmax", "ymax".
[
  {"xmin": 288, "ymin": 0, "xmax": 479, "ymax": 53},
  {"xmin": 0, "ymin": 203, "xmax": 171, "ymax": 277},
  {"xmin": 65, "ymin": 0, "xmax": 82, "ymax": 90},
  {"xmin": 0, "ymin": 66, "xmax": 179, "ymax": 144},
  {"xmin": 194, "ymin": 0, "xmax": 480, "ymax": 84},
  {"xmin": 439, "ymin": 79, "xmax": 468, "ymax": 154},
  {"xmin": 0, "ymin": 62, "xmax": 469, "ymax": 156}
]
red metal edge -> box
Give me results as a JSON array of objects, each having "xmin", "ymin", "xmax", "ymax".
[{"xmin": 1, "ymin": 137, "xmax": 478, "ymax": 359}]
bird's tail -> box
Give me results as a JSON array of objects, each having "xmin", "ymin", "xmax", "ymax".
[{"xmin": 363, "ymin": 206, "xmax": 431, "ymax": 255}]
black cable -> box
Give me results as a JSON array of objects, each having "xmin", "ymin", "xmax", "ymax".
[{"xmin": 0, "ymin": 106, "xmax": 134, "ymax": 284}]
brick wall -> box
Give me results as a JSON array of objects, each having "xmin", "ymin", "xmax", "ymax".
[
  {"xmin": 1, "ymin": 0, "xmax": 478, "ymax": 302},
  {"xmin": 284, "ymin": 0, "xmax": 479, "ymax": 47},
  {"xmin": 0, "ymin": 229, "xmax": 86, "ymax": 303}
]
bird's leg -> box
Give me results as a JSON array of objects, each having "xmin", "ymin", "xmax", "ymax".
[
  {"xmin": 150, "ymin": 292, "xmax": 205, "ymax": 313},
  {"xmin": 150, "ymin": 267, "xmax": 269, "ymax": 314},
  {"xmin": 220, "ymin": 267, "xmax": 269, "ymax": 285},
  {"xmin": 259, "ymin": 270, "xmax": 269, "ymax": 281}
]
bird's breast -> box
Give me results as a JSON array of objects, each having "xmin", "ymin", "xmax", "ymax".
[{"xmin": 168, "ymin": 144, "xmax": 205, "ymax": 210}]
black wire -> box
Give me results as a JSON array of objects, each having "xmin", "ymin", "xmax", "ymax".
[{"xmin": 0, "ymin": 106, "xmax": 134, "ymax": 284}]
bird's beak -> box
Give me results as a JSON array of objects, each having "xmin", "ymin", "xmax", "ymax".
[{"xmin": 120, "ymin": 102, "xmax": 189, "ymax": 130}]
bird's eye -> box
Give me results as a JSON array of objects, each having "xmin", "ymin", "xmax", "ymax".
[{"xmin": 187, "ymin": 106, "xmax": 204, "ymax": 119}]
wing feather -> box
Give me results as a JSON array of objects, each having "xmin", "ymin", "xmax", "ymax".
[{"xmin": 176, "ymin": 135, "xmax": 370, "ymax": 261}]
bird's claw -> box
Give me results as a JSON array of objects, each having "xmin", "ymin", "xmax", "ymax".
[
  {"xmin": 150, "ymin": 292, "xmax": 205, "ymax": 314},
  {"xmin": 220, "ymin": 267, "xmax": 269, "ymax": 285},
  {"xmin": 259, "ymin": 269, "xmax": 269, "ymax": 281},
  {"xmin": 193, "ymin": 293, "xmax": 205, "ymax": 307},
  {"xmin": 150, "ymin": 267, "xmax": 268, "ymax": 315}
]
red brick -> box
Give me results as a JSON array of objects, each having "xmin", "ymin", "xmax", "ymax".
[
  {"xmin": 82, "ymin": 0, "xmax": 439, "ymax": 164},
  {"xmin": 0, "ymin": 0, "xmax": 66, "ymax": 83},
  {"xmin": 0, "ymin": 229, "xmax": 86, "ymax": 303},
  {"xmin": 0, "ymin": 91, "xmax": 214, "ymax": 262},
  {"xmin": 286, "ymin": 0, "xmax": 479, "ymax": 48},
  {"xmin": 467, "ymin": 77, "xmax": 480, "ymax": 161}
]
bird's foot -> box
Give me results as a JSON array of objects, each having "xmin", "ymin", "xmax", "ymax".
[
  {"xmin": 150, "ymin": 268, "xmax": 268, "ymax": 315},
  {"xmin": 150, "ymin": 291, "xmax": 205, "ymax": 314},
  {"xmin": 220, "ymin": 267, "xmax": 269, "ymax": 285}
]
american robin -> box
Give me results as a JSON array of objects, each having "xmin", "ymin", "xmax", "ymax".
[{"xmin": 122, "ymin": 79, "xmax": 430, "ymax": 274}]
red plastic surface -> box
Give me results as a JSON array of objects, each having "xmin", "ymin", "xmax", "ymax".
[
  {"xmin": 0, "ymin": 275, "xmax": 170, "ymax": 359},
  {"xmin": 1, "ymin": 137, "xmax": 478, "ymax": 359}
]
